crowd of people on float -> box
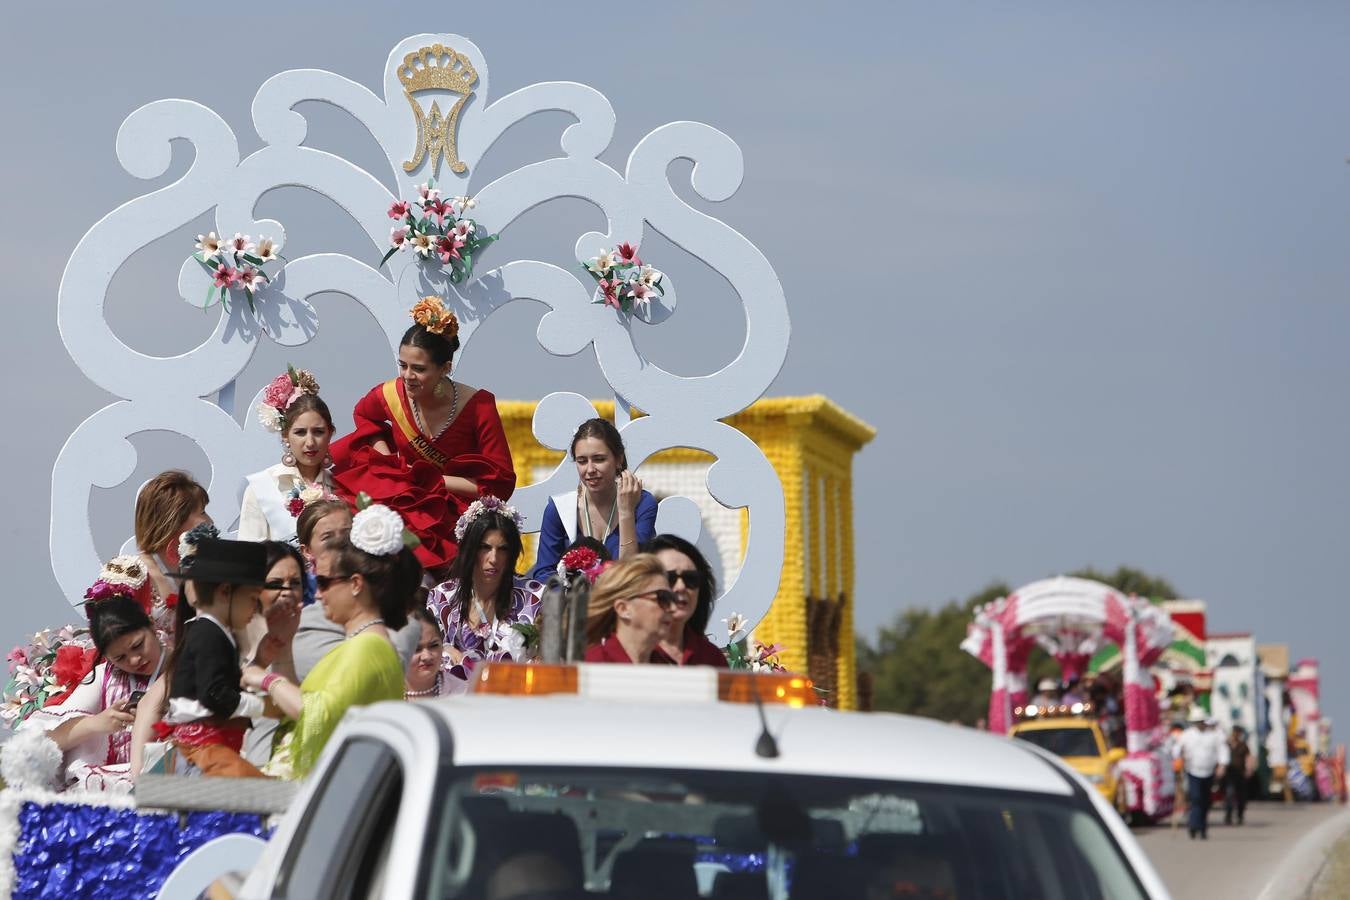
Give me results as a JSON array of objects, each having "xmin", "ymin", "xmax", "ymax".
[{"xmin": 10, "ymin": 297, "xmax": 731, "ymax": 791}]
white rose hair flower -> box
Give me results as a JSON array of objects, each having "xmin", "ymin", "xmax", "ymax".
[
  {"xmin": 350, "ymin": 504, "xmax": 407, "ymax": 556},
  {"xmin": 99, "ymin": 555, "xmax": 148, "ymax": 591}
]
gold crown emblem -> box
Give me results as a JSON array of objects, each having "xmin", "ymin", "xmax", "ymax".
[
  {"xmin": 398, "ymin": 44, "xmax": 478, "ymax": 96},
  {"xmin": 399, "ymin": 43, "xmax": 477, "ymax": 176}
]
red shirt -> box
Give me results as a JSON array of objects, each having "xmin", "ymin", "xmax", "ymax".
[
  {"xmin": 650, "ymin": 628, "xmax": 731, "ymax": 668},
  {"xmin": 584, "ymin": 636, "xmax": 677, "ymax": 664}
]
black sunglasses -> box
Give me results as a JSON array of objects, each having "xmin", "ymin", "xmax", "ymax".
[
  {"xmin": 632, "ymin": 589, "xmax": 680, "ymax": 610},
  {"xmin": 665, "ymin": 569, "xmax": 701, "ymax": 590},
  {"xmin": 264, "ymin": 578, "xmax": 304, "ymax": 591},
  {"xmin": 314, "ymin": 573, "xmax": 354, "ymax": 590}
]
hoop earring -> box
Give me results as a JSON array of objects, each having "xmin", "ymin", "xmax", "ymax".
[
  {"xmin": 434, "ymin": 379, "xmax": 447, "ymax": 398},
  {"xmin": 323, "ymin": 452, "xmax": 334, "ymax": 469},
  {"xmin": 281, "ymin": 444, "xmax": 297, "ymax": 467}
]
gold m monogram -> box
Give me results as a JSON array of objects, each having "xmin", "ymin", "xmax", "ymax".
[{"xmin": 399, "ymin": 43, "xmax": 478, "ymax": 176}]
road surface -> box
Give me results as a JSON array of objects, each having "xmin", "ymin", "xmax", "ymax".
[{"xmin": 1133, "ymin": 801, "xmax": 1350, "ymax": 900}]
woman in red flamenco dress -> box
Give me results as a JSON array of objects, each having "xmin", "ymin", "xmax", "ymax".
[{"xmin": 330, "ymin": 297, "xmax": 516, "ymax": 577}]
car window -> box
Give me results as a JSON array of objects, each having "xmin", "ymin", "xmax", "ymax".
[
  {"xmin": 1014, "ymin": 726, "xmax": 1102, "ymax": 758},
  {"xmin": 429, "ymin": 768, "xmax": 1148, "ymax": 900},
  {"xmin": 276, "ymin": 738, "xmax": 403, "ymax": 900}
]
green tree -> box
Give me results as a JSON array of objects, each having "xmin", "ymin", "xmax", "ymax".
[
  {"xmin": 1067, "ymin": 565, "xmax": 1179, "ymax": 602},
  {"xmin": 857, "ymin": 582, "xmax": 1007, "ymax": 725}
]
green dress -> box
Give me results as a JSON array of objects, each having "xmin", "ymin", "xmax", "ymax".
[{"xmin": 266, "ymin": 632, "xmax": 404, "ymax": 779}]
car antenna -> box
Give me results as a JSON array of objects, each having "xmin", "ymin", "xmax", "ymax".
[{"xmin": 751, "ymin": 678, "xmax": 780, "ymax": 759}]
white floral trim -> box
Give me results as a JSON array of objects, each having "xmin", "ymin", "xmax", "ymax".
[{"xmin": 350, "ymin": 504, "xmax": 406, "ymax": 556}]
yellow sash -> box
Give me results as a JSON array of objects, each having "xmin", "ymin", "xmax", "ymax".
[{"xmin": 381, "ymin": 380, "xmax": 449, "ymax": 468}]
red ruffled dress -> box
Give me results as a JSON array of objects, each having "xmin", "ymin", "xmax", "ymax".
[{"xmin": 330, "ymin": 380, "xmax": 516, "ymax": 571}]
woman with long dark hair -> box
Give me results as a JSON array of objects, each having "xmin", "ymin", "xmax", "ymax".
[
  {"xmin": 642, "ymin": 534, "xmax": 728, "ymax": 667},
  {"xmin": 20, "ymin": 574, "xmax": 167, "ymax": 792},
  {"xmin": 530, "ymin": 417, "xmax": 657, "ymax": 581},
  {"xmin": 425, "ymin": 500, "xmax": 543, "ymax": 692},
  {"xmin": 330, "ymin": 297, "xmax": 516, "ymax": 577},
  {"xmin": 243, "ymin": 503, "xmax": 421, "ymax": 778}
]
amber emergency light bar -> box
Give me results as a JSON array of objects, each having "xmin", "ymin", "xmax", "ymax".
[{"xmin": 473, "ymin": 662, "xmax": 815, "ymax": 709}]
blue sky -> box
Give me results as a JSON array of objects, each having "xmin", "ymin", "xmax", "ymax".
[{"xmin": 4, "ymin": 3, "xmax": 1348, "ymax": 734}]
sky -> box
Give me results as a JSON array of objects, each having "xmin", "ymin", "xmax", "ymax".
[{"xmin": 3, "ymin": 3, "xmax": 1348, "ymax": 736}]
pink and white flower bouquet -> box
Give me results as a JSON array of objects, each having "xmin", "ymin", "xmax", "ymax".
[
  {"xmin": 192, "ymin": 231, "xmax": 284, "ymax": 313},
  {"xmin": 381, "ymin": 180, "xmax": 497, "ymax": 284},
  {"xmin": 2, "ymin": 626, "xmax": 96, "ymax": 728},
  {"xmin": 582, "ymin": 242, "xmax": 665, "ymax": 314}
]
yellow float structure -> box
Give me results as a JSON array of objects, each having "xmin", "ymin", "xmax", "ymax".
[{"xmin": 498, "ymin": 395, "xmax": 875, "ymax": 709}]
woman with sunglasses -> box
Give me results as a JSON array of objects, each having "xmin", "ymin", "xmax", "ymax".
[
  {"xmin": 583, "ymin": 555, "xmax": 675, "ymax": 664},
  {"xmin": 642, "ymin": 535, "xmax": 728, "ymax": 668}
]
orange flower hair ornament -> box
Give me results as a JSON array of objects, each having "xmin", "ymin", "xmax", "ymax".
[{"xmin": 410, "ymin": 296, "xmax": 459, "ymax": 338}]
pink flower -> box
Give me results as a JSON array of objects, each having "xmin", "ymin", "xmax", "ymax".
[
  {"xmin": 390, "ymin": 225, "xmax": 410, "ymax": 247},
  {"xmin": 417, "ymin": 182, "xmax": 441, "ymax": 203},
  {"xmin": 425, "ymin": 198, "xmax": 451, "ymax": 224},
  {"xmin": 451, "ymin": 219, "xmax": 475, "ymax": 240},
  {"xmin": 6, "ymin": 646, "xmax": 26, "ymax": 670},
  {"xmin": 614, "ymin": 242, "xmax": 641, "ymax": 266},
  {"xmin": 212, "ymin": 264, "xmax": 240, "ymax": 289},
  {"xmin": 236, "ymin": 267, "xmax": 265, "ymax": 293},
  {"xmin": 227, "ymin": 233, "xmax": 254, "ymax": 256},
  {"xmin": 598, "ymin": 278, "xmax": 621, "ymax": 309},
  {"xmin": 436, "ymin": 234, "xmax": 465, "ymax": 264},
  {"xmin": 262, "ymin": 373, "xmax": 295, "ymax": 409},
  {"xmin": 629, "ymin": 282, "xmax": 655, "ymax": 311},
  {"xmin": 388, "ymin": 200, "xmax": 411, "ymax": 220}
]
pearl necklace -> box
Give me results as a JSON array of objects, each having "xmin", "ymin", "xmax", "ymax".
[
  {"xmin": 406, "ymin": 671, "xmax": 443, "ymax": 699},
  {"xmin": 347, "ymin": 618, "xmax": 385, "ymax": 639}
]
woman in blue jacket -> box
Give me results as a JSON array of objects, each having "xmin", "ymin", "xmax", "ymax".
[{"xmin": 531, "ymin": 418, "xmax": 657, "ymax": 582}]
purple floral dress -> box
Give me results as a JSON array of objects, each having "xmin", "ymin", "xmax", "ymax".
[{"xmin": 425, "ymin": 577, "xmax": 543, "ymax": 694}]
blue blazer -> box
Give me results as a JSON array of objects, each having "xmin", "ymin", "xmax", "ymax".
[{"xmin": 531, "ymin": 490, "xmax": 658, "ymax": 582}]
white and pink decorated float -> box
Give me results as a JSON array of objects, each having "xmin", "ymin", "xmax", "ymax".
[{"xmin": 962, "ymin": 576, "xmax": 1176, "ymax": 820}]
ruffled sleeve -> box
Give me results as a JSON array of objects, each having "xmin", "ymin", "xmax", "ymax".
[{"xmin": 290, "ymin": 634, "xmax": 404, "ymax": 776}]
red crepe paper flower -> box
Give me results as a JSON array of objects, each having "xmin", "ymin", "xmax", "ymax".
[
  {"xmin": 561, "ymin": 547, "xmax": 599, "ymax": 572},
  {"xmin": 287, "ymin": 496, "xmax": 306, "ymax": 517},
  {"xmin": 388, "ymin": 200, "xmax": 410, "ymax": 220}
]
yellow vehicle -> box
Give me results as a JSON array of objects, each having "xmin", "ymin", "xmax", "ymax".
[{"xmin": 1011, "ymin": 705, "xmax": 1129, "ymax": 815}]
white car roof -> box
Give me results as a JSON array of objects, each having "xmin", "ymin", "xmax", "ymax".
[{"xmin": 411, "ymin": 694, "xmax": 1072, "ymax": 796}]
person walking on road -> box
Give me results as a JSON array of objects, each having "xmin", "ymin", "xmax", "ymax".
[
  {"xmin": 1224, "ymin": 725, "xmax": 1252, "ymax": 826},
  {"xmin": 1175, "ymin": 708, "xmax": 1229, "ymax": 839}
]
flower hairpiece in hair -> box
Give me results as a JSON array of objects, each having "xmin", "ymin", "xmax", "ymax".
[
  {"xmin": 409, "ymin": 296, "xmax": 459, "ymax": 338},
  {"xmin": 557, "ymin": 546, "xmax": 608, "ymax": 585},
  {"xmin": 454, "ymin": 495, "xmax": 524, "ymax": 542},
  {"xmin": 351, "ymin": 493, "xmax": 422, "ymax": 555},
  {"xmin": 97, "ymin": 555, "xmax": 148, "ymax": 592},
  {"xmin": 177, "ymin": 522, "xmax": 221, "ymax": 562},
  {"xmin": 256, "ymin": 364, "xmax": 321, "ymax": 433},
  {"xmin": 286, "ymin": 483, "xmax": 340, "ymax": 518}
]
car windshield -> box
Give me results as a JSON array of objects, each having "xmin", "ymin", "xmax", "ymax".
[
  {"xmin": 1015, "ymin": 727, "xmax": 1102, "ymax": 759},
  {"xmin": 427, "ymin": 767, "xmax": 1147, "ymax": 900}
]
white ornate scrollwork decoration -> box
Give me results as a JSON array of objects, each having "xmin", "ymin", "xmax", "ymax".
[{"xmin": 53, "ymin": 34, "xmax": 790, "ymax": 635}]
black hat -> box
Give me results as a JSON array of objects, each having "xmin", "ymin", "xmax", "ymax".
[{"xmin": 166, "ymin": 538, "xmax": 269, "ymax": 585}]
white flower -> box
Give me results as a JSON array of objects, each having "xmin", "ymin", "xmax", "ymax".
[
  {"xmin": 417, "ymin": 182, "xmax": 441, "ymax": 203},
  {"xmin": 195, "ymin": 231, "xmax": 223, "ymax": 260},
  {"xmin": 257, "ymin": 402, "xmax": 284, "ymax": 433},
  {"xmin": 637, "ymin": 265, "xmax": 663, "ymax": 287},
  {"xmin": 254, "ymin": 235, "xmax": 280, "ymax": 262},
  {"xmin": 411, "ymin": 232, "xmax": 435, "ymax": 257},
  {"xmin": 587, "ymin": 250, "xmax": 616, "ymax": 276},
  {"xmin": 99, "ymin": 555, "xmax": 147, "ymax": 590},
  {"xmin": 451, "ymin": 219, "xmax": 475, "ymax": 239},
  {"xmin": 501, "ymin": 627, "xmax": 527, "ymax": 660},
  {"xmin": 227, "ymin": 233, "xmax": 255, "ymax": 257},
  {"xmin": 723, "ymin": 613, "xmax": 748, "ymax": 639},
  {"xmin": 299, "ymin": 485, "xmax": 325, "ymax": 504},
  {"xmin": 350, "ymin": 504, "xmax": 406, "ymax": 556},
  {"xmin": 452, "ymin": 195, "xmax": 476, "ymax": 212}
]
